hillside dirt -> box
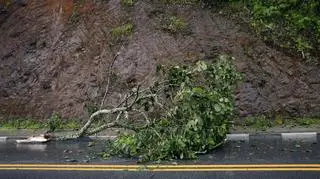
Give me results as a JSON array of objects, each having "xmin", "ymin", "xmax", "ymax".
[{"xmin": 0, "ymin": 0, "xmax": 319, "ymax": 120}]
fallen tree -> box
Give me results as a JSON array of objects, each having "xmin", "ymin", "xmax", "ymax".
[{"xmin": 58, "ymin": 54, "xmax": 242, "ymax": 162}]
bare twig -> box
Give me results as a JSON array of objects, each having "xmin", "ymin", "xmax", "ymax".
[
  {"xmin": 115, "ymin": 80, "xmax": 170, "ymax": 109},
  {"xmin": 116, "ymin": 111, "xmax": 123, "ymax": 121},
  {"xmin": 76, "ymin": 87, "xmax": 141, "ymax": 137},
  {"xmin": 76, "ymin": 106, "xmax": 128, "ymax": 137},
  {"xmin": 99, "ymin": 52, "xmax": 121, "ymax": 110},
  {"xmin": 133, "ymin": 109, "xmax": 150, "ymax": 125},
  {"xmin": 70, "ymin": 77, "xmax": 169, "ymax": 139}
]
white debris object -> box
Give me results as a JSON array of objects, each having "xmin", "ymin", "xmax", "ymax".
[{"xmin": 16, "ymin": 134, "xmax": 50, "ymax": 144}]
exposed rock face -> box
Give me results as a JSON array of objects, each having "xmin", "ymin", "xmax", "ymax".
[{"xmin": 0, "ymin": 0, "xmax": 319, "ymax": 119}]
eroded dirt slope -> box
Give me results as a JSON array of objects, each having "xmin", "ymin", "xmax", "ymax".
[{"xmin": 0, "ymin": 0, "xmax": 319, "ymax": 120}]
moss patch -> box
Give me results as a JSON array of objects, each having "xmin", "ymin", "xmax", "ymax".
[
  {"xmin": 111, "ymin": 23, "xmax": 133, "ymax": 38},
  {"xmin": 162, "ymin": 16, "xmax": 186, "ymax": 34},
  {"xmin": 120, "ymin": 0, "xmax": 135, "ymax": 7}
]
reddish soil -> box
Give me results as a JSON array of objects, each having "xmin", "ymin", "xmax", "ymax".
[{"xmin": 0, "ymin": 0, "xmax": 319, "ymax": 120}]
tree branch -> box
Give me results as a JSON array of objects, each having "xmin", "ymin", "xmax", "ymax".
[
  {"xmin": 99, "ymin": 52, "xmax": 120, "ymax": 110},
  {"xmin": 85, "ymin": 122, "xmax": 117, "ymax": 136},
  {"xmin": 133, "ymin": 109, "xmax": 150, "ymax": 125}
]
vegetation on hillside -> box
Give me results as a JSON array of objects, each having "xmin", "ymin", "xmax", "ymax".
[{"xmin": 218, "ymin": 0, "xmax": 320, "ymax": 62}]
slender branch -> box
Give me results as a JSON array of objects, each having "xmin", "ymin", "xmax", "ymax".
[
  {"xmin": 153, "ymin": 95, "xmax": 164, "ymax": 109},
  {"xmin": 76, "ymin": 106, "xmax": 127, "ymax": 137},
  {"xmin": 116, "ymin": 111, "xmax": 123, "ymax": 121},
  {"xmin": 115, "ymin": 82, "xmax": 169, "ymax": 108},
  {"xmin": 133, "ymin": 109, "xmax": 150, "ymax": 125},
  {"xmin": 99, "ymin": 52, "xmax": 120, "ymax": 110},
  {"xmin": 85, "ymin": 122, "xmax": 117, "ymax": 136},
  {"xmin": 86, "ymin": 120, "xmax": 149, "ymax": 135},
  {"xmin": 74, "ymin": 83, "xmax": 162, "ymax": 138},
  {"xmin": 128, "ymin": 85, "xmax": 140, "ymax": 108},
  {"xmin": 90, "ymin": 107, "xmax": 128, "ymax": 120}
]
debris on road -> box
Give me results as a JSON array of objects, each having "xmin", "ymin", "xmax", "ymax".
[{"xmin": 16, "ymin": 134, "xmax": 50, "ymax": 144}]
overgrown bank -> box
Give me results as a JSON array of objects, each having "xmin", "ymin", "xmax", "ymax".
[
  {"xmin": 0, "ymin": 0, "xmax": 319, "ymax": 124},
  {"xmin": 220, "ymin": 0, "xmax": 320, "ymax": 62}
]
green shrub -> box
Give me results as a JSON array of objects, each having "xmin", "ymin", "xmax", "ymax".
[
  {"xmin": 163, "ymin": 16, "xmax": 186, "ymax": 34},
  {"xmin": 120, "ymin": 0, "xmax": 135, "ymax": 6},
  {"xmin": 223, "ymin": 0, "xmax": 320, "ymax": 61},
  {"xmin": 111, "ymin": 23, "xmax": 133, "ymax": 38},
  {"xmin": 103, "ymin": 55, "xmax": 242, "ymax": 162},
  {"xmin": 46, "ymin": 113, "xmax": 62, "ymax": 132},
  {"xmin": 244, "ymin": 115, "xmax": 273, "ymax": 131}
]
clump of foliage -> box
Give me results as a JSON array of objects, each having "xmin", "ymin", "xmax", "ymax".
[
  {"xmin": 0, "ymin": 118, "xmax": 42, "ymax": 129},
  {"xmin": 120, "ymin": 0, "xmax": 135, "ymax": 6},
  {"xmin": 216, "ymin": 0, "xmax": 320, "ymax": 62},
  {"xmin": 103, "ymin": 55, "xmax": 242, "ymax": 162},
  {"xmin": 163, "ymin": 16, "xmax": 186, "ymax": 34},
  {"xmin": 248, "ymin": 0, "xmax": 320, "ymax": 61},
  {"xmin": 244, "ymin": 115, "xmax": 273, "ymax": 131},
  {"xmin": 46, "ymin": 113, "xmax": 81, "ymax": 132},
  {"xmin": 46, "ymin": 113, "xmax": 62, "ymax": 132},
  {"xmin": 0, "ymin": 114, "xmax": 81, "ymax": 131},
  {"xmin": 68, "ymin": 0, "xmax": 85, "ymax": 25},
  {"xmin": 111, "ymin": 23, "xmax": 133, "ymax": 38},
  {"xmin": 294, "ymin": 117, "xmax": 320, "ymax": 127}
]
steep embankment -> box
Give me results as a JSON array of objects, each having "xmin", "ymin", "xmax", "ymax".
[{"xmin": 0, "ymin": 0, "xmax": 319, "ymax": 119}]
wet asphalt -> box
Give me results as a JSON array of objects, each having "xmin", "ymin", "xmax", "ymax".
[
  {"xmin": 1, "ymin": 170, "xmax": 320, "ymax": 179},
  {"xmin": 0, "ymin": 135, "xmax": 319, "ymax": 178}
]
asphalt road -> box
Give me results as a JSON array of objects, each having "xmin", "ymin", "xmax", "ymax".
[
  {"xmin": 1, "ymin": 170, "xmax": 320, "ymax": 179},
  {"xmin": 0, "ymin": 135, "xmax": 319, "ymax": 178}
]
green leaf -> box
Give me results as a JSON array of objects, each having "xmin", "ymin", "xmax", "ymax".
[{"xmin": 214, "ymin": 104, "xmax": 221, "ymax": 112}]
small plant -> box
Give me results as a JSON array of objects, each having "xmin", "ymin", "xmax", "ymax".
[
  {"xmin": 46, "ymin": 113, "xmax": 62, "ymax": 132},
  {"xmin": 294, "ymin": 117, "xmax": 320, "ymax": 127},
  {"xmin": 244, "ymin": 115, "xmax": 273, "ymax": 131},
  {"xmin": 85, "ymin": 104, "xmax": 99, "ymax": 116},
  {"xmin": 163, "ymin": 16, "xmax": 186, "ymax": 34},
  {"xmin": 111, "ymin": 23, "xmax": 133, "ymax": 38},
  {"xmin": 64, "ymin": 120, "xmax": 81, "ymax": 131},
  {"xmin": 244, "ymin": 116, "xmax": 255, "ymax": 126},
  {"xmin": 68, "ymin": 3, "xmax": 81, "ymax": 24},
  {"xmin": 120, "ymin": 0, "xmax": 135, "ymax": 6}
]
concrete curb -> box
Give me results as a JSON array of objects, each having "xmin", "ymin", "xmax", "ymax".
[
  {"xmin": 227, "ymin": 134, "xmax": 249, "ymax": 141},
  {"xmin": 90, "ymin": 132, "xmax": 318, "ymax": 142},
  {"xmin": 228, "ymin": 132, "xmax": 318, "ymax": 142},
  {"xmin": 281, "ymin": 132, "xmax": 317, "ymax": 142},
  {"xmin": 0, "ymin": 132, "xmax": 318, "ymax": 143},
  {"xmin": 0, "ymin": 137, "xmax": 7, "ymax": 142}
]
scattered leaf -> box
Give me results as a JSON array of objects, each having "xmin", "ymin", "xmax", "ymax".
[
  {"xmin": 88, "ymin": 142, "xmax": 95, "ymax": 147},
  {"xmin": 171, "ymin": 162, "xmax": 178, "ymax": 165},
  {"xmin": 65, "ymin": 159, "xmax": 78, "ymax": 163}
]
